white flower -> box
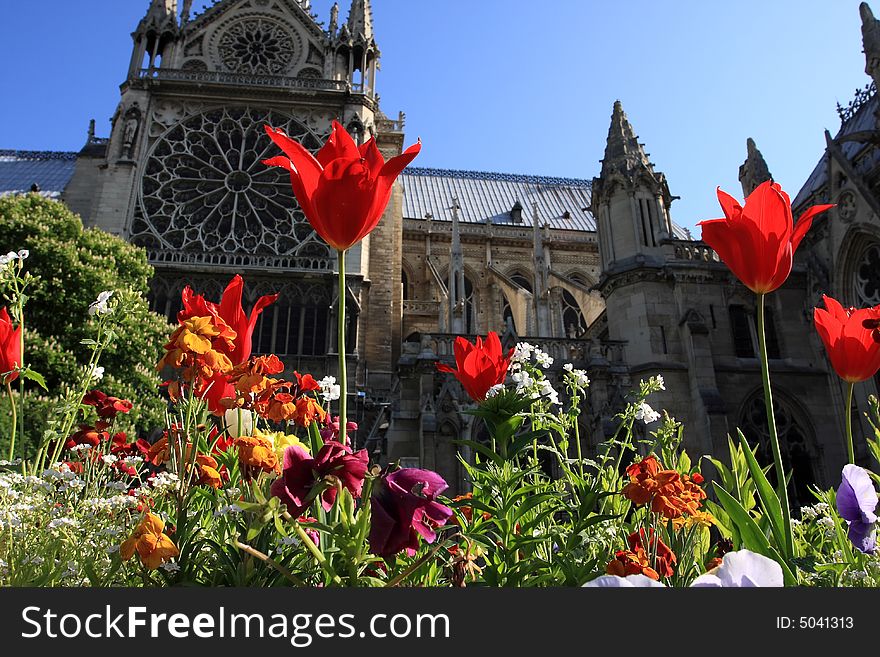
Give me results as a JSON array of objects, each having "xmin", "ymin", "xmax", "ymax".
[
  {"xmin": 564, "ymin": 365, "xmax": 590, "ymax": 388},
  {"xmin": 17, "ymin": 249, "xmax": 28, "ymax": 260},
  {"xmin": 537, "ymin": 379, "xmax": 560, "ymax": 405},
  {"xmin": 583, "ymin": 574, "xmax": 666, "ymax": 588},
  {"xmin": 122, "ymin": 456, "xmax": 143, "ymax": 467},
  {"xmin": 534, "ymin": 349, "xmax": 553, "ymax": 368},
  {"xmin": 106, "ymin": 545, "xmax": 120, "ymax": 554},
  {"xmin": 511, "ymin": 370, "xmax": 533, "ymax": 393},
  {"xmin": 223, "ymin": 408, "xmax": 253, "ymax": 439},
  {"xmin": 88, "ymin": 290, "xmax": 114, "ymax": 316},
  {"xmin": 484, "ymin": 383, "xmax": 505, "ymax": 399},
  {"xmin": 47, "ymin": 517, "xmax": 78, "ymax": 530},
  {"xmin": 318, "ymin": 376, "xmax": 340, "ymax": 402},
  {"xmin": 69, "ymin": 444, "xmax": 92, "ymax": 453},
  {"xmin": 634, "ymin": 402, "xmax": 660, "ymax": 424},
  {"xmin": 690, "ymin": 550, "xmax": 783, "ymax": 587},
  {"xmin": 277, "ymin": 535, "xmax": 301, "ymax": 547},
  {"xmin": 160, "ymin": 561, "xmax": 180, "ymax": 573},
  {"xmin": 818, "ymin": 516, "xmax": 835, "ymax": 529},
  {"xmin": 655, "ymin": 375, "xmax": 665, "ymax": 390},
  {"xmin": 89, "ymin": 365, "xmax": 105, "ymax": 381},
  {"xmin": 214, "ymin": 504, "xmax": 243, "ymax": 517},
  {"xmin": 101, "ymin": 454, "xmax": 119, "ymax": 466}
]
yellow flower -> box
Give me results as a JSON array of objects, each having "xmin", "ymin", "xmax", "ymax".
[
  {"xmin": 253, "ymin": 427, "xmax": 310, "ymax": 464},
  {"xmin": 672, "ymin": 510, "xmax": 716, "ymax": 531}
]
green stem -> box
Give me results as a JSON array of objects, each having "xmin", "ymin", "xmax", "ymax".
[
  {"xmin": 845, "ymin": 381, "xmax": 855, "ymax": 464},
  {"xmin": 337, "ymin": 249, "xmax": 347, "ymax": 441},
  {"xmin": 6, "ymin": 381, "xmax": 16, "ymax": 461},
  {"xmin": 15, "ymin": 313, "xmax": 23, "ymax": 462},
  {"xmin": 756, "ymin": 294, "xmax": 794, "ymax": 557},
  {"xmin": 291, "ymin": 515, "xmax": 342, "ymax": 586}
]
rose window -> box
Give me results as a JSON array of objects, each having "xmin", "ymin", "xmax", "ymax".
[
  {"xmin": 132, "ymin": 107, "xmax": 332, "ymax": 269},
  {"xmin": 856, "ymin": 244, "xmax": 880, "ymax": 306},
  {"xmin": 218, "ymin": 18, "xmax": 295, "ymax": 75}
]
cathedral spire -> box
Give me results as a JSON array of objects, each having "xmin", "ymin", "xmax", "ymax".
[
  {"xmin": 862, "ymin": 3, "xmax": 880, "ymax": 86},
  {"xmin": 738, "ymin": 137, "xmax": 772, "ymax": 197},
  {"xmin": 347, "ymin": 0, "xmax": 374, "ymax": 41},
  {"xmin": 599, "ymin": 101, "xmax": 652, "ymax": 179}
]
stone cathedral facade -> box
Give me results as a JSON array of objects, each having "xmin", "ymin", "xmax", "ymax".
[{"xmin": 3, "ymin": 0, "xmax": 880, "ymax": 499}]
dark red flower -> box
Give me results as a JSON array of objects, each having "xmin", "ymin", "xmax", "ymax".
[
  {"xmin": 82, "ymin": 390, "xmax": 133, "ymax": 418},
  {"xmin": 698, "ymin": 181, "xmax": 833, "ymax": 294},
  {"xmin": 814, "ymin": 295, "xmax": 880, "ymax": 383},
  {"xmin": 368, "ymin": 468, "xmax": 454, "ymax": 558},
  {"xmin": 66, "ymin": 424, "xmax": 109, "ymax": 449},
  {"xmin": 0, "ymin": 307, "xmax": 21, "ymax": 384},
  {"xmin": 270, "ymin": 440, "xmax": 369, "ymax": 518},
  {"xmin": 263, "ymin": 121, "xmax": 421, "ymax": 252},
  {"xmin": 436, "ymin": 331, "xmax": 513, "ymax": 402}
]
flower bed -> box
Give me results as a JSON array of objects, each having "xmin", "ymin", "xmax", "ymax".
[{"xmin": 0, "ymin": 123, "xmax": 878, "ymax": 588}]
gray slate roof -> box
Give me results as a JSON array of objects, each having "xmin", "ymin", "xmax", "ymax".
[
  {"xmin": 0, "ymin": 150, "xmax": 78, "ymax": 198},
  {"xmin": 400, "ymin": 167, "xmax": 596, "ymax": 231},
  {"xmin": 793, "ymin": 91, "xmax": 880, "ymax": 210}
]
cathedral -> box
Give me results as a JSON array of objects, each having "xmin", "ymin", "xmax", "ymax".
[{"xmin": 1, "ymin": 0, "xmax": 879, "ymax": 499}]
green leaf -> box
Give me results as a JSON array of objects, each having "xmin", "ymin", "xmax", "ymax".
[
  {"xmin": 19, "ymin": 367, "xmax": 47, "ymax": 390},
  {"xmin": 453, "ymin": 439, "xmax": 504, "ymax": 466},
  {"xmin": 713, "ymin": 483, "xmax": 796, "ymax": 585},
  {"xmin": 737, "ymin": 429, "xmax": 789, "ymax": 558}
]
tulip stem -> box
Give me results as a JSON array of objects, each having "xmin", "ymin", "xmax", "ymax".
[
  {"xmin": 6, "ymin": 381, "xmax": 16, "ymax": 462},
  {"xmin": 756, "ymin": 294, "xmax": 794, "ymax": 557},
  {"xmin": 337, "ymin": 249, "xmax": 347, "ymax": 443},
  {"xmin": 845, "ymin": 381, "xmax": 855, "ymax": 464}
]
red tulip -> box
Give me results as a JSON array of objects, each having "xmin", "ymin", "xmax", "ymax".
[
  {"xmin": 263, "ymin": 121, "xmax": 421, "ymax": 252},
  {"xmin": 698, "ymin": 181, "xmax": 834, "ymax": 294},
  {"xmin": 179, "ymin": 275, "xmax": 278, "ymax": 366},
  {"xmin": 0, "ymin": 307, "xmax": 21, "ymax": 384},
  {"xmin": 814, "ymin": 295, "xmax": 880, "ymax": 383},
  {"xmin": 435, "ymin": 331, "xmax": 513, "ymax": 402}
]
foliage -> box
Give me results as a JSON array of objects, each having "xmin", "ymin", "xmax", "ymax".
[{"xmin": 0, "ymin": 193, "xmax": 169, "ymax": 451}]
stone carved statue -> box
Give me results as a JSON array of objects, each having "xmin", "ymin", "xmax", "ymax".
[{"xmin": 122, "ymin": 115, "xmax": 139, "ymax": 159}]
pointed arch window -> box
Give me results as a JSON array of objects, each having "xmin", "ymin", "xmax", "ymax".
[
  {"xmin": 561, "ymin": 289, "xmax": 587, "ymax": 338},
  {"xmin": 740, "ymin": 393, "xmax": 817, "ymax": 509},
  {"xmin": 453, "ymin": 276, "xmax": 475, "ymax": 334},
  {"xmin": 729, "ymin": 304, "xmax": 781, "ymax": 359},
  {"xmin": 510, "ymin": 272, "xmax": 532, "ymax": 293}
]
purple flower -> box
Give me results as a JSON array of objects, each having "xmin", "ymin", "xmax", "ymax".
[
  {"xmin": 270, "ymin": 441, "xmax": 369, "ymax": 518},
  {"xmin": 368, "ymin": 468, "xmax": 454, "ymax": 558},
  {"xmin": 690, "ymin": 550, "xmax": 783, "ymax": 587},
  {"xmin": 837, "ymin": 464, "xmax": 878, "ymax": 554}
]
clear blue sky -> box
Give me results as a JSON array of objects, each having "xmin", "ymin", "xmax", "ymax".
[{"xmin": 0, "ymin": 0, "xmax": 871, "ymax": 232}]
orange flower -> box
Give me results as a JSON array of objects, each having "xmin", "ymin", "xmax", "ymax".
[
  {"xmin": 147, "ymin": 436, "xmax": 170, "ymax": 466},
  {"xmin": 120, "ymin": 513, "xmax": 179, "ymax": 570},
  {"xmin": 627, "ymin": 528, "xmax": 676, "ymax": 578},
  {"xmin": 622, "ymin": 455, "xmax": 707, "ymax": 520},
  {"xmin": 606, "ymin": 549, "xmax": 660, "ymax": 580},
  {"xmin": 292, "ymin": 396, "xmax": 326, "ymax": 428},
  {"xmin": 235, "ymin": 434, "xmax": 281, "ymax": 480},
  {"xmin": 195, "ymin": 454, "xmax": 223, "ymax": 488}
]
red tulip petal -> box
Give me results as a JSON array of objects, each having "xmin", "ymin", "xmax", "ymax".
[
  {"xmin": 359, "ymin": 138, "xmax": 385, "ymax": 178},
  {"xmin": 791, "ymin": 204, "xmax": 834, "ymax": 254},
  {"xmin": 435, "ymin": 362, "xmax": 457, "ymax": 373},
  {"xmin": 356, "ymin": 140, "xmax": 422, "ymax": 245},
  {"xmin": 715, "ymin": 187, "xmax": 743, "ymax": 221},
  {"xmin": 310, "ymin": 159, "xmax": 379, "ymax": 250},
  {"xmin": 263, "ymin": 126, "xmax": 322, "ymax": 186},
  {"xmin": 316, "ymin": 120, "xmax": 361, "ymax": 168},
  {"xmin": 699, "ymin": 218, "xmax": 764, "ymax": 292}
]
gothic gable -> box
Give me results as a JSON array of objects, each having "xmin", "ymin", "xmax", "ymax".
[{"xmin": 180, "ymin": 0, "xmax": 326, "ymax": 78}]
